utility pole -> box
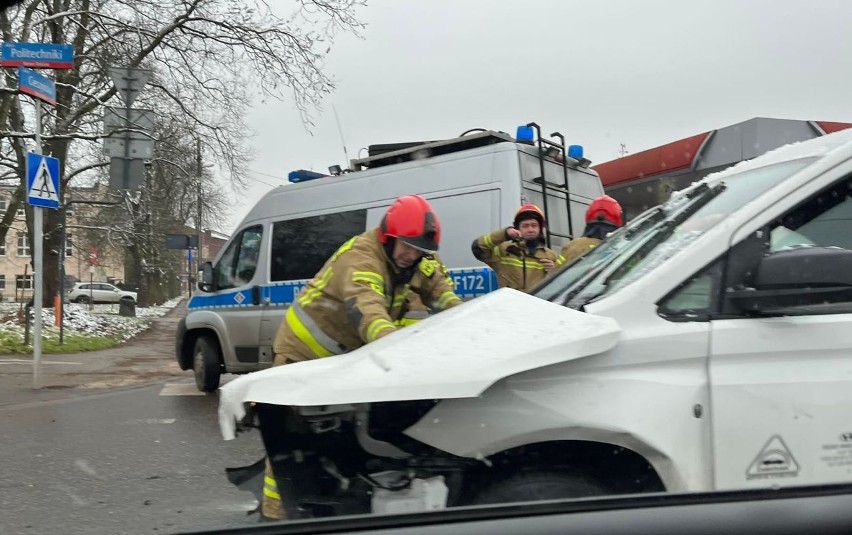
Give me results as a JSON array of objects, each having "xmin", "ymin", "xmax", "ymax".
[{"xmin": 196, "ymin": 138, "xmax": 203, "ymax": 265}]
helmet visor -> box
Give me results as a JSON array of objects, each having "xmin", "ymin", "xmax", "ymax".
[{"xmin": 398, "ymin": 234, "xmax": 439, "ymax": 253}]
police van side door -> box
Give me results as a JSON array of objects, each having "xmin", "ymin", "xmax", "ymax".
[
  {"xmin": 210, "ymin": 225, "xmax": 265, "ymax": 372},
  {"xmin": 709, "ymin": 169, "xmax": 852, "ymax": 491},
  {"xmin": 260, "ymin": 210, "xmax": 369, "ymax": 361}
]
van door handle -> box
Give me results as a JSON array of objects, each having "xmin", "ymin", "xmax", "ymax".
[{"xmin": 252, "ymin": 285, "xmax": 261, "ymax": 306}]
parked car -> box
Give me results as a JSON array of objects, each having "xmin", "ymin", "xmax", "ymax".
[{"xmin": 67, "ymin": 282, "xmax": 137, "ymax": 304}]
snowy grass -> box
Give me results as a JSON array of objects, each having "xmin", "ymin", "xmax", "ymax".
[{"xmin": 0, "ymin": 296, "xmax": 183, "ymax": 354}]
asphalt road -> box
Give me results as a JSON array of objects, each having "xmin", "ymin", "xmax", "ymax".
[{"xmin": 0, "ymin": 299, "xmax": 269, "ymax": 534}]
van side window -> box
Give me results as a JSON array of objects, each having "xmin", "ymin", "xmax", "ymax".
[
  {"xmin": 270, "ymin": 209, "xmax": 367, "ymax": 281},
  {"xmin": 216, "ymin": 225, "xmax": 263, "ymax": 290},
  {"xmin": 769, "ymin": 178, "xmax": 852, "ymax": 252},
  {"xmin": 723, "ymin": 175, "xmax": 852, "ymax": 317},
  {"xmin": 657, "ymin": 258, "xmax": 723, "ymax": 320}
]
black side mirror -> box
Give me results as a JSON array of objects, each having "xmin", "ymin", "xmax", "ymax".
[
  {"xmin": 198, "ymin": 262, "xmax": 215, "ymax": 292},
  {"xmin": 728, "ymin": 246, "xmax": 852, "ymax": 313}
]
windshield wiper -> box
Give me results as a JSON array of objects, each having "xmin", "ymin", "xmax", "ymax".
[{"xmin": 561, "ymin": 182, "xmax": 727, "ymax": 308}]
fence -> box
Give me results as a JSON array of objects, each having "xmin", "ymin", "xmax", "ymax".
[{"xmin": 0, "ymin": 288, "xmax": 34, "ymax": 303}]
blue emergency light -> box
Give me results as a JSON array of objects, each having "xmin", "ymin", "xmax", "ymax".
[
  {"xmin": 516, "ymin": 125, "xmax": 535, "ymax": 144},
  {"xmin": 568, "ymin": 145, "xmax": 584, "ymax": 160},
  {"xmin": 288, "ymin": 169, "xmax": 325, "ymax": 183}
]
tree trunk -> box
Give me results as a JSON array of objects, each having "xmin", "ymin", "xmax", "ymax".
[{"xmin": 39, "ymin": 137, "xmax": 71, "ymax": 308}]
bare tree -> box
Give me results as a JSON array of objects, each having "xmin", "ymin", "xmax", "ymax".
[{"xmin": 0, "ymin": 0, "xmax": 365, "ymax": 306}]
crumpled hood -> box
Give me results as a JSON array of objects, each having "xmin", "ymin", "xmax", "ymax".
[{"xmin": 219, "ymin": 288, "xmax": 620, "ymax": 439}]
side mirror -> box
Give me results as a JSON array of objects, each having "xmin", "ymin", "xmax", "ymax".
[
  {"xmin": 198, "ymin": 262, "xmax": 215, "ymax": 293},
  {"xmin": 728, "ymin": 246, "xmax": 852, "ymax": 313}
]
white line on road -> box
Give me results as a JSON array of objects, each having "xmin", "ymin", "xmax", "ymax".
[
  {"xmin": 0, "ymin": 358, "xmax": 82, "ymax": 365},
  {"xmin": 159, "ymin": 382, "xmax": 208, "ymax": 396}
]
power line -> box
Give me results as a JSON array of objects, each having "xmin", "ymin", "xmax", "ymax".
[
  {"xmin": 242, "ymin": 170, "xmax": 280, "ymax": 188},
  {"xmin": 245, "ymin": 168, "xmax": 287, "ymax": 181}
]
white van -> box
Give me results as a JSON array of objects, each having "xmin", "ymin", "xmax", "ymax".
[
  {"xmin": 176, "ymin": 128, "xmax": 605, "ymax": 391},
  {"xmin": 219, "ymin": 129, "xmax": 852, "ymax": 518}
]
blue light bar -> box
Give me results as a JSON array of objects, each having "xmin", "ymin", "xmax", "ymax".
[
  {"xmin": 516, "ymin": 125, "xmax": 534, "ymax": 144},
  {"xmin": 568, "ymin": 145, "xmax": 584, "ymax": 159},
  {"xmin": 288, "ymin": 169, "xmax": 325, "ymax": 183}
]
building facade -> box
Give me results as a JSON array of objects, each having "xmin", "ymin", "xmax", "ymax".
[
  {"xmin": 594, "ymin": 118, "xmax": 852, "ymax": 221},
  {"xmin": 0, "ymin": 183, "xmax": 128, "ymax": 302}
]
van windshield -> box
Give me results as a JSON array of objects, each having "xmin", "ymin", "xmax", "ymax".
[{"xmin": 534, "ymin": 158, "xmax": 816, "ymax": 308}]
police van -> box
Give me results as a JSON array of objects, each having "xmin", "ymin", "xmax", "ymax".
[{"xmin": 176, "ymin": 125, "xmax": 606, "ymax": 391}]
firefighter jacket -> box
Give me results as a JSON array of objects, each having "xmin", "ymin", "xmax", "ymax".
[
  {"xmin": 273, "ymin": 228, "xmax": 462, "ymax": 364},
  {"xmin": 559, "ymin": 237, "xmax": 602, "ymax": 265},
  {"xmin": 472, "ymin": 228, "xmax": 563, "ymax": 292}
]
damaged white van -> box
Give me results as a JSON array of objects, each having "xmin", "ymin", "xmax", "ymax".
[{"xmin": 220, "ymin": 129, "xmax": 852, "ymax": 518}]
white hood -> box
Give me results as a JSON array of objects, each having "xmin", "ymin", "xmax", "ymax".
[{"xmin": 219, "ymin": 288, "xmax": 620, "ymax": 439}]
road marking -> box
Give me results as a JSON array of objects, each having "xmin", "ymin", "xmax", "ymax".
[
  {"xmin": 0, "ymin": 358, "xmax": 82, "ymax": 365},
  {"xmin": 159, "ymin": 382, "xmax": 208, "ymax": 396}
]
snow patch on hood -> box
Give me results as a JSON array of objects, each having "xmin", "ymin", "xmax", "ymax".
[{"xmin": 219, "ymin": 289, "xmax": 620, "ymax": 439}]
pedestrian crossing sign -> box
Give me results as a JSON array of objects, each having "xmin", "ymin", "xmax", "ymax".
[{"xmin": 26, "ymin": 152, "xmax": 60, "ymax": 209}]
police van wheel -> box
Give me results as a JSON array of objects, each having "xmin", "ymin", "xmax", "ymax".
[
  {"xmin": 193, "ymin": 335, "xmax": 222, "ymax": 392},
  {"xmin": 469, "ymin": 470, "xmax": 607, "ymax": 505}
]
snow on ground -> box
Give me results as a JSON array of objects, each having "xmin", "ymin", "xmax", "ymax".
[{"xmin": 0, "ymin": 297, "xmax": 184, "ymax": 344}]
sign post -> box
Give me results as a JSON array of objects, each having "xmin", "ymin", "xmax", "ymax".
[
  {"xmin": 12, "ymin": 41, "xmax": 72, "ymax": 389},
  {"xmin": 106, "ymin": 67, "xmax": 152, "ymax": 192}
]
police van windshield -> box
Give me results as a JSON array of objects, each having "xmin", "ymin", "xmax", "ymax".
[{"xmin": 534, "ymin": 158, "xmax": 816, "ymax": 308}]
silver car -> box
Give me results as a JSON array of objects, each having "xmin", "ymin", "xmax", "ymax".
[{"xmin": 67, "ymin": 282, "xmax": 137, "ymax": 304}]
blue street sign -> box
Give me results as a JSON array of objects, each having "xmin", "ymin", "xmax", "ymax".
[
  {"xmin": 18, "ymin": 67, "xmax": 56, "ymax": 105},
  {"xmin": 26, "ymin": 152, "xmax": 61, "ymax": 209},
  {"xmin": 1, "ymin": 42, "xmax": 74, "ymax": 69}
]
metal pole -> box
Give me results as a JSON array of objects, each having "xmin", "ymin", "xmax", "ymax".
[
  {"xmin": 196, "ymin": 181, "xmax": 202, "ymax": 263},
  {"xmin": 58, "ymin": 201, "xmax": 66, "ymax": 344},
  {"xmin": 195, "ymin": 138, "xmax": 202, "ymax": 295},
  {"xmin": 122, "ymin": 76, "xmax": 131, "ymax": 191},
  {"xmin": 32, "ymin": 102, "xmax": 43, "ymax": 389}
]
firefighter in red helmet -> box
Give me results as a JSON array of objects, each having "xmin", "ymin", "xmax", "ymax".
[
  {"xmin": 262, "ymin": 194, "xmax": 461, "ymax": 520},
  {"xmin": 559, "ymin": 195, "xmax": 624, "ymax": 265},
  {"xmin": 472, "ymin": 202, "xmax": 564, "ymax": 292}
]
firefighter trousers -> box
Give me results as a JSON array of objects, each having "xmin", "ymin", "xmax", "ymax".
[{"xmin": 261, "ymin": 458, "xmax": 287, "ymax": 520}]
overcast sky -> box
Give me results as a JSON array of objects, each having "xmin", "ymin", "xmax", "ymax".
[{"xmin": 225, "ymin": 0, "xmax": 852, "ymax": 233}]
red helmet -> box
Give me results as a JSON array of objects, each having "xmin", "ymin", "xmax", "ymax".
[
  {"xmin": 379, "ymin": 195, "xmax": 441, "ymax": 252},
  {"xmin": 586, "ymin": 195, "xmax": 623, "ymax": 227},
  {"xmin": 513, "ymin": 203, "xmax": 546, "ymax": 228}
]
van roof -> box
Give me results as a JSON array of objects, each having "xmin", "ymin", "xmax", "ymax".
[{"xmin": 350, "ymin": 130, "xmax": 516, "ymax": 171}]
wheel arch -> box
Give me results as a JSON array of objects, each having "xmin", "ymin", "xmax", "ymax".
[
  {"xmin": 182, "ymin": 310, "xmax": 233, "ymax": 369},
  {"xmin": 179, "ymin": 327, "xmax": 223, "ymax": 371},
  {"xmin": 459, "ymin": 440, "xmax": 666, "ymax": 503}
]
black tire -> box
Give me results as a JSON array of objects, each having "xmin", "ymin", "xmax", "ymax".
[
  {"xmin": 193, "ymin": 335, "xmax": 222, "ymax": 392},
  {"xmin": 469, "ymin": 470, "xmax": 608, "ymax": 506},
  {"xmin": 76, "ymin": 295, "xmax": 90, "ymax": 304}
]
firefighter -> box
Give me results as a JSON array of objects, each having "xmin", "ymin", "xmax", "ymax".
[
  {"xmin": 559, "ymin": 195, "xmax": 623, "ymax": 265},
  {"xmin": 471, "ymin": 203, "xmax": 563, "ymax": 292},
  {"xmin": 261, "ymin": 194, "xmax": 462, "ymax": 521}
]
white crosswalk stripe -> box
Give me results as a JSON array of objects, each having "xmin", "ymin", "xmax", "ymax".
[
  {"xmin": 159, "ymin": 382, "xmax": 208, "ymax": 396},
  {"xmin": 0, "ymin": 358, "xmax": 81, "ymax": 365}
]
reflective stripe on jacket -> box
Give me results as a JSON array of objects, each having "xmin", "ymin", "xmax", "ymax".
[
  {"xmin": 274, "ymin": 228, "xmax": 462, "ymax": 363},
  {"xmin": 472, "ymin": 228, "xmax": 563, "ymax": 292}
]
